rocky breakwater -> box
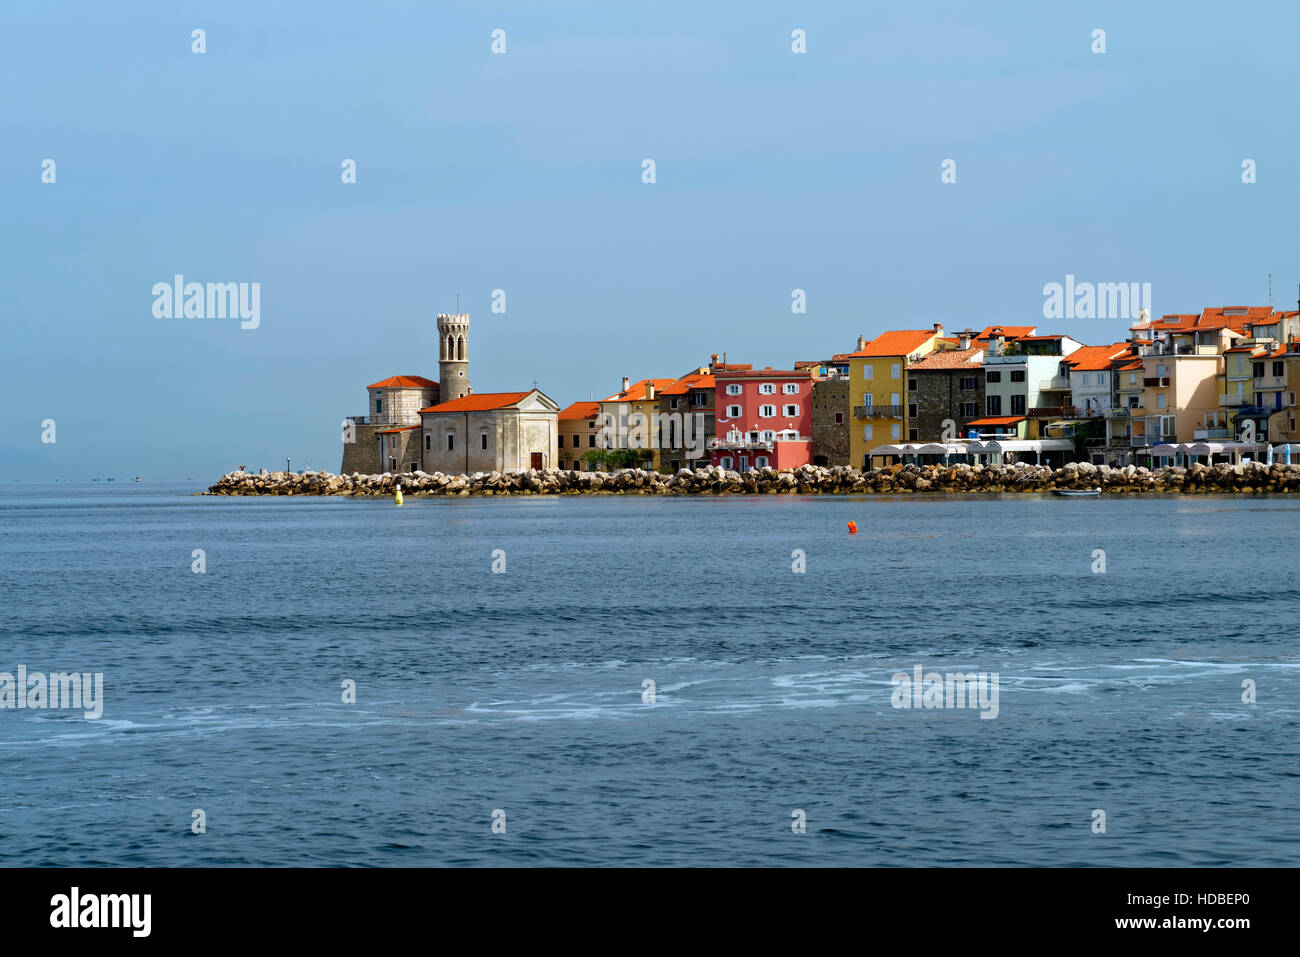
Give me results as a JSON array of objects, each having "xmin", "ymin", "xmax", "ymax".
[{"xmin": 206, "ymin": 461, "xmax": 1300, "ymax": 496}]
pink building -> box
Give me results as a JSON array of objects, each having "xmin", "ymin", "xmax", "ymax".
[{"xmin": 709, "ymin": 366, "xmax": 815, "ymax": 470}]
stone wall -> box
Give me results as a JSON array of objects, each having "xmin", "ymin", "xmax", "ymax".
[
  {"xmin": 913, "ymin": 370, "xmax": 984, "ymax": 441},
  {"xmin": 811, "ymin": 379, "xmax": 849, "ymax": 465},
  {"xmin": 340, "ymin": 423, "xmax": 381, "ymax": 474}
]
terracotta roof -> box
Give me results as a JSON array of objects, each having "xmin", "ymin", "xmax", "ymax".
[
  {"xmin": 1066, "ymin": 343, "xmax": 1130, "ymax": 371},
  {"xmin": 558, "ymin": 401, "xmax": 601, "ymax": 421},
  {"xmin": 1117, "ymin": 360, "xmax": 1144, "ymax": 371},
  {"xmin": 420, "ymin": 391, "xmax": 533, "ymax": 413},
  {"xmin": 974, "ymin": 325, "xmax": 1037, "ymax": 340},
  {"xmin": 599, "ymin": 378, "xmax": 682, "ymax": 403},
  {"xmin": 375, "ymin": 425, "xmax": 420, "ymax": 434},
  {"xmin": 677, "ymin": 370, "xmax": 715, "ymax": 387},
  {"xmin": 711, "ymin": 368, "xmax": 813, "ymax": 379},
  {"xmin": 368, "ymin": 375, "xmax": 439, "ymax": 390},
  {"xmin": 845, "ymin": 329, "xmax": 936, "ymax": 358},
  {"xmin": 829, "ymin": 353, "xmax": 855, "ymax": 362},
  {"xmin": 967, "ymin": 416, "xmax": 1025, "ymax": 426},
  {"xmin": 794, "ymin": 360, "xmax": 823, "ymax": 369},
  {"xmin": 1015, "ymin": 334, "xmax": 1069, "ymax": 342},
  {"xmin": 908, "ymin": 346, "xmax": 985, "ymax": 370}
]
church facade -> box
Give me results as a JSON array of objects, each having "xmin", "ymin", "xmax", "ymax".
[{"xmin": 341, "ymin": 312, "xmax": 559, "ymax": 475}]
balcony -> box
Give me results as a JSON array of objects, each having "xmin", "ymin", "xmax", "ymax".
[
  {"xmin": 1027, "ymin": 406, "xmax": 1080, "ymax": 418},
  {"xmin": 1193, "ymin": 429, "xmax": 1232, "ymax": 440},
  {"xmin": 1143, "ymin": 377, "xmax": 1170, "ymax": 387},
  {"xmin": 1218, "ymin": 394, "xmax": 1245, "ymax": 407},
  {"xmin": 1038, "ymin": 376, "xmax": 1071, "ymax": 391},
  {"xmin": 1105, "ymin": 407, "xmax": 1131, "ymax": 418},
  {"xmin": 854, "ymin": 405, "xmax": 904, "ymax": 418},
  {"xmin": 346, "ymin": 415, "xmax": 370, "ymax": 425},
  {"xmin": 1254, "ymin": 375, "xmax": 1286, "ymax": 391},
  {"xmin": 709, "ymin": 435, "xmax": 811, "ymax": 450}
]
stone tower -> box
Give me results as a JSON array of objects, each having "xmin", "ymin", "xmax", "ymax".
[{"xmin": 437, "ymin": 313, "xmax": 470, "ymax": 402}]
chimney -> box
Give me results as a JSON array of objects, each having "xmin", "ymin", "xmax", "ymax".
[
  {"xmin": 621, "ymin": 376, "xmax": 630, "ymax": 394},
  {"xmin": 933, "ymin": 323, "xmax": 944, "ymax": 338},
  {"xmin": 958, "ymin": 331, "xmax": 972, "ymax": 349},
  {"xmin": 646, "ymin": 382, "xmax": 655, "ymax": 400},
  {"xmin": 990, "ymin": 332, "xmax": 1005, "ymax": 356},
  {"xmin": 857, "ymin": 335, "xmax": 867, "ymax": 352},
  {"xmin": 710, "ymin": 353, "xmax": 719, "ymax": 372}
]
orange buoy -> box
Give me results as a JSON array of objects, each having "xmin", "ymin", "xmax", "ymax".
[{"xmin": 847, "ymin": 521, "xmax": 858, "ymax": 533}]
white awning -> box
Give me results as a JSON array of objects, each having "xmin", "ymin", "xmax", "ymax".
[{"xmin": 969, "ymin": 439, "xmax": 1074, "ymax": 453}]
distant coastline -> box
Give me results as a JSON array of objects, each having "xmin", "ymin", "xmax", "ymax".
[{"xmin": 206, "ymin": 461, "xmax": 1300, "ymax": 496}]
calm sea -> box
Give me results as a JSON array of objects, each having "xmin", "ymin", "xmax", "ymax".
[{"xmin": 1, "ymin": 484, "xmax": 1297, "ymax": 866}]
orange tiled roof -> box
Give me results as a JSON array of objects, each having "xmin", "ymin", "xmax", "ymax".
[
  {"xmin": 368, "ymin": 375, "xmax": 439, "ymax": 390},
  {"xmin": 1066, "ymin": 343, "xmax": 1130, "ymax": 371},
  {"xmin": 967, "ymin": 416, "xmax": 1025, "ymax": 426},
  {"xmin": 974, "ymin": 325, "xmax": 1037, "ymax": 340},
  {"xmin": 845, "ymin": 329, "xmax": 937, "ymax": 358},
  {"xmin": 558, "ymin": 401, "xmax": 601, "ymax": 420},
  {"xmin": 829, "ymin": 353, "xmax": 855, "ymax": 362},
  {"xmin": 375, "ymin": 425, "xmax": 421, "ymax": 434},
  {"xmin": 420, "ymin": 391, "xmax": 532, "ymax": 413},
  {"xmin": 599, "ymin": 378, "xmax": 682, "ymax": 403},
  {"xmin": 909, "ymin": 346, "xmax": 985, "ymax": 370}
]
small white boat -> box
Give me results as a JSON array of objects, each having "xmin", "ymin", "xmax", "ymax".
[{"xmin": 1052, "ymin": 488, "xmax": 1101, "ymax": 497}]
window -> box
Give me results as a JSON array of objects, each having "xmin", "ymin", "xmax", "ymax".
[
  {"xmin": 670, "ymin": 398, "xmax": 679, "ymax": 409},
  {"xmin": 374, "ymin": 397, "xmax": 383, "ymax": 413},
  {"xmin": 756, "ymin": 456, "xmax": 769, "ymax": 467},
  {"xmin": 959, "ymin": 376, "xmax": 976, "ymax": 390},
  {"xmin": 1129, "ymin": 373, "xmax": 1137, "ymax": 384},
  {"xmin": 986, "ymin": 371, "xmax": 1001, "ymax": 383},
  {"xmin": 692, "ymin": 392, "xmax": 707, "ymax": 407},
  {"xmin": 759, "ymin": 383, "xmax": 776, "ymax": 395},
  {"xmin": 1080, "ymin": 373, "xmax": 1090, "ymax": 387},
  {"xmin": 783, "ymin": 383, "xmax": 799, "ymax": 394},
  {"xmin": 1253, "ymin": 362, "xmax": 1265, "ymax": 377},
  {"xmin": 960, "ymin": 402, "xmax": 977, "ymax": 417},
  {"xmin": 760, "ymin": 430, "xmax": 775, "ymax": 442},
  {"xmin": 834, "ymin": 412, "xmax": 843, "ymax": 424},
  {"xmin": 1157, "ymin": 394, "xmax": 1167, "ymax": 409},
  {"xmin": 557, "ymin": 435, "xmax": 564, "ymax": 448},
  {"xmin": 863, "ymin": 365, "xmax": 873, "ymax": 380},
  {"xmin": 1157, "ymin": 364, "xmax": 1168, "ymax": 378},
  {"xmin": 908, "ymin": 404, "xmax": 918, "ymax": 418},
  {"xmin": 389, "ymin": 435, "xmax": 397, "ymax": 449},
  {"xmin": 891, "ymin": 364, "xmax": 901, "ymax": 379},
  {"xmin": 908, "ymin": 378, "xmax": 918, "ymax": 391},
  {"xmin": 890, "ymin": 423, "xmax": 901, "ymax": 439},
  {"xmin": 1290, "ymin": 393, "xmax": 1297, "ymax": 406},
  {"xmin": 721, "ymin": 456, "xmax": 733, "ymax": 469},
  {"xmin": 424, "ymin": 434, "xmax": 431, "ymax": 451},
  {"xmin": 589, "ymin": 434, "xmax": 596, "ymax": 448},
  {"xmin": 1010, "ymin": 369, "xmax": 1025, "ymax": 382},
  {"xmin": 863, "ymin": 424, "xmax": 873, "ymax": 440},
  {"xmin": 1274, "ymin": 361, "xmax": 1285, "ymax": 377},
  {"xmin": 727, "ymin": 405, "xmax": 742, "ymax": 417},
  {"xmin": 447, "ymin": 433, "xmax": 454, "ymax": 451},
  {"xmin": 480, "ymin": 433, "xmax": 488, "ymax": 450},
  {"xmin": 726, "ymin": 384, "xmax": 742, "ymax": 395},
  {"xmin": 1010, "ymin": 394, "xmax": 1026, "ymax": 415},
  {"xmin": 890, "ymin": 392, "xmax": 900, "ymax": 405},
  {"xmin": 783, "ymin": 404, "xmax": 798, "ymax": 416},
  {"xmin": 1097, "ymin": 372, "xmax": 1107, "ymax": 386},
  {"xmin": 987, "ymin": 395, "xmax": 1002, "ymax": 415},
  {"xmin": 759, "ymin": 405, "xmax": 776, "ymax": 417},
  {"xmin": 908, "ymin": 429, "xmax": 918, "ymax": 441}
]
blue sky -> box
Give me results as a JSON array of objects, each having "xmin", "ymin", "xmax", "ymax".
[{"xmin": 4, "ymin": 1, "xmax": 1298, "ymax": 480}]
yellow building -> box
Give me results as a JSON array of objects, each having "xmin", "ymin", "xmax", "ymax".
[
  {"xmin": 597, "ymin": 377, "xmax": 682, "ymax": 470},
  {"xmin": 847, "ymin": 326, "xmax": 946, "ymax": 468}
]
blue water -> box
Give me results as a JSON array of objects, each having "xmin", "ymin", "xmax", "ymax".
[{"xmin": 1, "ymin": 484, "xmax": 1297, "ymax": 866}]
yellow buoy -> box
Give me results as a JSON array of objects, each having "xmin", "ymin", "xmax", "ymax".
[{"xmin": 394, "ymin": 484, "xmax": 404, "ymax": 506}]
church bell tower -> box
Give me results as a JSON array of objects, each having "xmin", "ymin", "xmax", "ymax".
[{"xmin": 437, "ymin": 313, "xmax": 470, "ymax": 402}]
